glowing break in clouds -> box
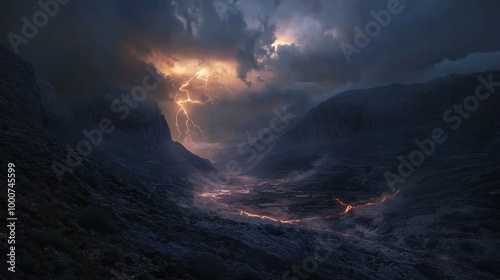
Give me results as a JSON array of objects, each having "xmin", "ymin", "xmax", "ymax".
[
  {"xmin": 148, "ymin": 53, "xmax": 247, "ymax": 143},
  {"xmin": 173, "ymin": 68, "xmax": 233, "ymax": 143}
]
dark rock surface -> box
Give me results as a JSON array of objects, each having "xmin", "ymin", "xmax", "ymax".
[
  {"xmin": 39, "ymin": 80, "xmax": 213, "ymax": 174},
  {"xmin": 0, "ymin": 45, "xmax": 44, "ymax": 125}
]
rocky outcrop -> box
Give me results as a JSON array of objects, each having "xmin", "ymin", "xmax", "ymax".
[
  {"xmin": 38, "ymin": 79, "xmax": 75, "ymax": 131},
  {"xmin": 37, "ymin": 72, "xmax": 213, "ymax": 172},
  {"xmin": 0, "ymin": 45, "xmax": 44, "ymax": 125},
  {"xmin": 39, "ymin": 86, "xmax": 173, "ymax": 152}
]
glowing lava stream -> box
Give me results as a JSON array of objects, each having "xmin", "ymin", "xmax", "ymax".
[
  {"xmin": 234, "ymin": 190, "xmax": 402, "ymax": 234},
  {"xmin": 237, "ymin": 210, "xmax": 302, "ymax": 225},
  {"xmin": 173, "ymin": 69, "xmax": 233, "ymax": 143},
  {"xmin": 198, "ymin": 177, "xmax": 409, "ymax": 236}
]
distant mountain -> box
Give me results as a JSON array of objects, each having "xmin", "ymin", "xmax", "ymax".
[{"xmin": 252, "ymin": 71, "xmax": 500, "ymax": 181}]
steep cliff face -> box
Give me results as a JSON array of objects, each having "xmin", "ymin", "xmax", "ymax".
[
  {"xmin": 39, "ymin": 86, "xmax": 174, "ymax": 152},
  {"xmin": 0, "ymin": 45, "xmax": 44, "ymax": 125},
  {"xmin": 37, "ymin": 72, "xmax": 213, "ymax": 172},
  {"xmin": 38, "ymin": 79, "xmax": 75, "ymax": 131},
  {"xmin": 82, "ymin": 93, "xmax": 174, "ymax": 153}
]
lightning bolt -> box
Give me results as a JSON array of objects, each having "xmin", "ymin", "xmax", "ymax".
[{"xmin": 174, "ymin": 69, "xmax": 232, "ymax": 143}]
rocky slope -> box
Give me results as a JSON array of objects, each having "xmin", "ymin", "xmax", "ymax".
[{"xmin": 252, "ymin": 71, "xmax": 500, "ymax": 180}]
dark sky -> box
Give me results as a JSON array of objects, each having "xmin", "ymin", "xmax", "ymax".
[{"xmin": 2, "ymin": 0, "xmax": 500, "ymax": 160}]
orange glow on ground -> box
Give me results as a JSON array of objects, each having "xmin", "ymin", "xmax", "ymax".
[{"xmin": 197, "ymin": 178, "xmax": 405, "ymax": 237}]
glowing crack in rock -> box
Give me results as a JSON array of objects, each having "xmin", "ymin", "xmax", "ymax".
[
  {"xmin": 231, "ymin": 190, "xmax": 403, "ymax": 236},
  {"xmin": 198, "ymin": 180, "xmax": 404, "ymax": 236},
  {"xmin": 238, "ymin": 210, "xmax": 302, "ymax": 224}
]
